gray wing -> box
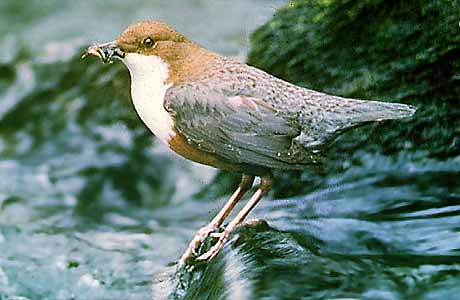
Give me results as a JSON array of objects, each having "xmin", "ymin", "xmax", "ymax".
[{"xmin": 164, "ymin": 81, "xmax": 310, "ymax": 170}]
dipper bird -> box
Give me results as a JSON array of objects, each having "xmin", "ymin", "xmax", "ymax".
[{"xmin": 84, "ymin": 21, "xmax": 416, "ymax": 266}]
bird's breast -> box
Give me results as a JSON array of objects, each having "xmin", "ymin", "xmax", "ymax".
[
  {"xmin": 125, "ymin": 53, "xmax": 176, "ymax": 144},
  {"xmin": 130, "ymin": 80, "xmax": 176, "ymax": 144}
]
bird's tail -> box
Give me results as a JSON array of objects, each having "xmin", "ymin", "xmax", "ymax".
[
  {"xmin": 338, "ymin": 98, "xmax": 417, "ymax": 125},
  {"xmin": 295, "ymin": 96, "xmax": 416, "ymax": 150},
  {"xmin": 359, "ymin": 100, "xmax": 416, "ymax": 122}
]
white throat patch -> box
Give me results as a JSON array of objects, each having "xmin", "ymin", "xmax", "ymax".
[{"xmin": 122, "ymin": 53, "xmax": 175, "ymax": 144}]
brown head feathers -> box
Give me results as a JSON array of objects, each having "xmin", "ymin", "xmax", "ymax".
[{"xmin": 116, "ymin": 21, "xmax": 190, "ymax": 55}]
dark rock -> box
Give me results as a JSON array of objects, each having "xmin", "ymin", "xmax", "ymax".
[{"xmin": 247, "ymin": 0, "xmax": 460, "ymax": 197}]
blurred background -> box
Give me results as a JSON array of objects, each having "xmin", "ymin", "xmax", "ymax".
[{"xmin": 0, "ymin": 1, "xmax": 459, "ymax": 300}]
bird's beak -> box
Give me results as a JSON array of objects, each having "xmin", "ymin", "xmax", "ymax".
[{"xmin": 82, "ymin": 41, "xmax": 125, "ymax": 64}]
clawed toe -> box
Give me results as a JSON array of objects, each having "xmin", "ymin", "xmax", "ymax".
[
  {"xmin": 178, "ymin": 225, "xmax": 220, "ymax": 267},
  {"xmin": 196, "ymin": 230, "xmax": 229, "ymax": 261}
]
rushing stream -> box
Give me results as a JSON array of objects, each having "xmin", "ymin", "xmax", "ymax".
[{"xmin": 1, "ymin": 1, "xmax": 459, "ymax": 300}]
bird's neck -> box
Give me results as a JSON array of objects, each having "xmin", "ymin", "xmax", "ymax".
[{"xmin": 123, "ymin": 53, "xmax": 170, "ymax": 84}]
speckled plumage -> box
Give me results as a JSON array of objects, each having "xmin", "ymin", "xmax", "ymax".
[{"xmin": 164, "ymin": 57, "xmax": 416, "ymax": 174}]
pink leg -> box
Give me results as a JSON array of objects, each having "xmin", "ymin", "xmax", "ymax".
[
  {"xmin": 197, "ymin": 174, "xmax": 273, "ymax": 262},
  {"xmin": 178, "ymin": 174, "xmax": 255, "ymax": 267}
]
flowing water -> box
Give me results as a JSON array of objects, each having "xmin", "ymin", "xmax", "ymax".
[{"xmin": 1, "ymin": 1, "xmax": 460, "ymax": 300}]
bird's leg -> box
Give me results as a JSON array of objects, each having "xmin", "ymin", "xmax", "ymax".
[
  {"xmin": 197, "ymin": 173, "xmax": 273, "ymax": 262},
  {"xmin": 178, "ymin": 174, "xmax": 255, "ymax": 267},
  {"xmin": 207, "ymin": 174, "xmax": 255, "ymax": 229}
]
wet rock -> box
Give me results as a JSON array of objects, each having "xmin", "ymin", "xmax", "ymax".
[{"xmin": 248, "ymin": 0, "xmax": 460, "ymax": 196}]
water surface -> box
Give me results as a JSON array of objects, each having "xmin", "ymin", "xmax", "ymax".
[{"xmin": 1, "ymin": 1, "xmax": 459, "ymax": 300}]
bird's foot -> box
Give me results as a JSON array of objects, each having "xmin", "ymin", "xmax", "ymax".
[
  {"xmin": 178, "ymin": 219, "xmax": 269, "ymax": 268},
  {"xmin": 194, "ymin": 219, "xmax": 268, "ymax": 262},
  {"xmin": 196, "ymin": 229, "xmax": 230, "ymax": 262},
  {"xmin": 178, "ymin": 224, "xmax": 220, "ymax": 267}
]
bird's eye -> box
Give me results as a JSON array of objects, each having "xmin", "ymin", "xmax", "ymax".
[{"xmin": 142, "ymin": 37, "xmax": 155, "ymax": 47}]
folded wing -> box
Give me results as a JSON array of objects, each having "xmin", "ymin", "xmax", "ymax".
[{"xmin": 164, "ymin": 81, "xmax": 313, "ymax": 170}]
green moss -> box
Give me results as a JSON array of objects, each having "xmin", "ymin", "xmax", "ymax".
[{"xmin": 248, "ymin": 0, "xmax": 460, "ymax": 164}]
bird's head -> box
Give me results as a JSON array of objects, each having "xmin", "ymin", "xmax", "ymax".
[{"xmin": 84, "ymin": 21, "xmax": 213, "ymax": 83}]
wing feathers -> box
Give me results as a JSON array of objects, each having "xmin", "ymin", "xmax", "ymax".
[{"xmin": 164, "ymin": 83, "xmax": 302, "ymax": 169}]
